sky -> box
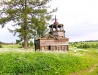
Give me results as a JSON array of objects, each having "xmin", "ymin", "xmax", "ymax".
[{"xmin": 0, "ymin": 0, "xmax": 98, "ymax": 43}]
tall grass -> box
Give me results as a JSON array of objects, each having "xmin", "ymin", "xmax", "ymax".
[{"xmin": 0, "ymin": 51, "xmax": 94, "ymax": 75}]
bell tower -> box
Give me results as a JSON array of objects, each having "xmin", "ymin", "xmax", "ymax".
[
  {"xmin": 49, "ymin": 16, "xmax": 65, "ymax": 38},
  {"xmin": 35, "ymin": 15, "xmax": 69, "ymax": 51}
]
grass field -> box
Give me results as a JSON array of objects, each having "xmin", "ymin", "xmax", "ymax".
[
  {"xmin": 2, "ymin": 44, "xmax": 21, "ymax": 48},
  {"xmin": 70, "ymin": 48, "xmax": 98, "ymax": 75},
  {"xmin": 0, "ymin": 47, "xmax": 98, "ymax": 75}
]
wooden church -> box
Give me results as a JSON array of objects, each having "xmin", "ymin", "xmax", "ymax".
[{"xmin": 34, "ymin": 16, "xmax": 69, "ymax": 51}]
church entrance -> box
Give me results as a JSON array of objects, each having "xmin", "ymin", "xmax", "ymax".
[{"xmin": 48, "ymin": 46, "xmax": 51, "ymax": 50}]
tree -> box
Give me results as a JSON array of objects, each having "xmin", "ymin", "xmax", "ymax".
[{"xmin": 0, "ymin": 0, "xmax": 57, "ymax": 49}]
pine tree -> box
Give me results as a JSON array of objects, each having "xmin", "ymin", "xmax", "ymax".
[{"xmin": 0, "ymin": 0, "xmax": 57, "ymax": 49}]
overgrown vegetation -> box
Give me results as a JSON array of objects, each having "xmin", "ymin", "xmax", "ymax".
[
  {"xmin": 21, "ymin": 41, "xmax": 34, "ymax": 48},
  {"xmin": 0, "ymin": 41, "xmax": 98, "ymax": 74},
  {"xmin": 0, "ymin": 52, "xmax": 94, "ymax": 75},
  {"xmin": 70, "ymin": 40, "xmax": 98, "ymax": 49},
  {"xmin": 0, "ymin": 44, "xmax": 2, "ymax": 48},
  {"xmin": 0, "ymin": 42, "xmax": 3, "ymax": 48},
  {"xmin": 1, "ymin": 41, "xmax": 34, "ymax": 48}
]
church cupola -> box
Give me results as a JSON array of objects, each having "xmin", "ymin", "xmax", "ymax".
[
  {"xmin": 49, "ymin": 16, "xmax": 65, "ymax": 38},
  {"xmin": 34, "ymin": 15, "xmax": 69, "ymax": 51}
]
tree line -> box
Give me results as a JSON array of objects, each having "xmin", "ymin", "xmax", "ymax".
[{"xmin": 70, "ymin": 41, "xmax": 98, "ymax": 49}]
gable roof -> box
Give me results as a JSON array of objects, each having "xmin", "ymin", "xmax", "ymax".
[{"xmin": 42, "ymin": 34, "xmax": 58, "ymax": 40}]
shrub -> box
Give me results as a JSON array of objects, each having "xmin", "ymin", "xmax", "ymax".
[
  {"xmin": 29, "ymin": 41, "xmax": 34, "ymax": 47},
  {"xmin": 0, "ymin": 44, "xmax": 2, "ymax": 48},
  {"xmin": 71, "ymin": 42, "xmax": 98, "ymax": 49}
]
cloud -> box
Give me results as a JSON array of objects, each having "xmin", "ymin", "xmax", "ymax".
[
  {"xmin": 50, "ymin": 0, "xmax": 98, "ymax": 41},
  {"xmin": 0, "ymin": 30, "xmax": 15, "ymax": 43},
  {"xmin": 69, "ymin": 31, "xmax": 98, "ymax": 42},
  {"xmin": 0, "ymin": 25, "xmax": 18, "ymax": 43},
  {"xmin": 0, "ymin": 0, "xmax": 98, "ymax": 42},
  {"xmin": 65, "ymin": 24, "xmax": 98, "ymax": 42}
]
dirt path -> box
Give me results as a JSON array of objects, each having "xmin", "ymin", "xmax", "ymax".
[
  {"xmin": 69, "ymin": 64, "xmax": 98, "ymax": 75},
  {"xmin": 89, "ymin": 64, "xmax": 97, "ymax": 73}
]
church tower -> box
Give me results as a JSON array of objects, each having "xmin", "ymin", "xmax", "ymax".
[
  {"xmin": 34, "ymin": 15, "xmax": 69, "ymax": 51},
  {"xmin": 49, "ymin": 16, "xmax": 65, "ymax": 38}
]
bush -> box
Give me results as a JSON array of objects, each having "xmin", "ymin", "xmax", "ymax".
[
  {"xmin": 29, "ymin": 41, "xmax": 34, "ymax": 47},
  {"xmin": 0, "ymin": 44, "xmax": 2, "ymax": 48},
  {"xmin": 77, "ymin": 43, "xmax": 91, "ymax": 48},
  {"xmin": 71, "ymin": 42, "xmax": 98, "ymax": 49}
]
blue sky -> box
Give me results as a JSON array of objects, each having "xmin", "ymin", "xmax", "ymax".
[{"xmin": 0, "ymin": 0, "xmax": 98, "ymax": 43}]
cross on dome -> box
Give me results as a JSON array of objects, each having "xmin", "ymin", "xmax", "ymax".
[{"xmin": 53, "ymin": 15, "xmax": 59, "ymax": 25}]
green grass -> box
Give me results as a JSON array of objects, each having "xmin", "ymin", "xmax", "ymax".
[
  {"xmin": 84, "ymin": 49, "xmax": 98, "ymax": 75},
  {"xmin": 2, "ymin": 44, "xmax": 21, "ymax": 48},
  {"xmin": 0, "ymin": 49, "xmax": 95, "ymax": 75},
  {"xmin": 0, "ymin": 42, "xmax": 98, "ymax": 75},
  {"xmin": 69, "ymin": 48, "xmax": 98, "ymax": 75}
]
